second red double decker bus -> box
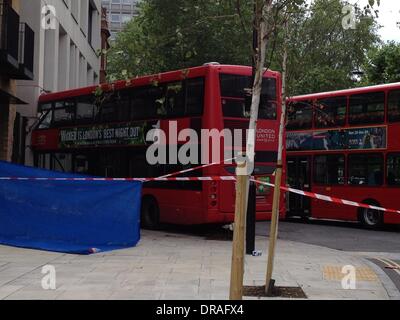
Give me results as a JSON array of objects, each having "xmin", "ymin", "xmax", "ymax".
[
  {"xmin": 286, "ymin": 82, "xmax": 400, "ymax": 228},
  {"xmin": 31, "ymin": 64, "xmax": 285, "ymax": 227}
]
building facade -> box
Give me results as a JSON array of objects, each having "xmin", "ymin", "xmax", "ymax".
[
  {"xmin": 100, "ymin": 7, "xmax": 110, "ymax": 83},
  {"xmin": 0, "ymin": 0, "xmax": 35, "ymax": 162},
  {"xmin": 15, "ymin": 0, "xmax": 103, "ymax": 166},
  {"xmin": 101, "ymin": 0, "xmax": 139, "ymax": 40}
]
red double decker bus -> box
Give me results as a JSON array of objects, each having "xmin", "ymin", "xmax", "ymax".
[
  {"xmin": 286, "ymin": 82, "xmax": 400, "ymax": 228},
  {"xmin": 31, "ymin": 64, "xmax": 285, "ymax": 227}
]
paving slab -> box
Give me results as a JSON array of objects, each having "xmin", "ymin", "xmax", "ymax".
[{"xmin": 0, "ymin": 228, "xmax": 397, "ymax": 300}]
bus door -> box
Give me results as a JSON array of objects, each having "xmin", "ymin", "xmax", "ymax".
[{"xmin": 287, "ymin": 156, "xmax": 311, "ymax": 217}]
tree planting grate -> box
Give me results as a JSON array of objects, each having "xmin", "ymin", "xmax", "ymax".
[{"xmin": 244, "ymin": 285, "xmax": 307, "ymax": 299}]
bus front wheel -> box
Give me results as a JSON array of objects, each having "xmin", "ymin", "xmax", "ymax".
[
  {"xmin": 358, "ymin": 204, "xmax": 383, "ymax": 229},
  {"xmin": 141, "ymin": 197, "xmax": 160, "ymax": 230}
]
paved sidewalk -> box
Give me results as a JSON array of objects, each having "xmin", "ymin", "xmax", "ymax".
[{"xmin": 0, "ymin": 230, "xmax": 398, "ymax": 300}]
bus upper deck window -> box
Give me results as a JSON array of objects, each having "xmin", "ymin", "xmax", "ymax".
[
  {"xmin": 286, "ymin": 101, "xmax": 313, "ymax": 130},
  {"xmin": 388, "ymin": 90, "xmax": 400, "ymax": 122},
  {"xmin": 349, "ymin": 92, "xmax": 385, "ymax": 125},
  {"xmin": 315, "ymin": 97, "xmax": 346, "ymax": 128}
]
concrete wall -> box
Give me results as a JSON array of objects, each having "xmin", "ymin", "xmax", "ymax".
[{"xmin": 16, "ymin": 0, "xmax": 102, "ymax": 165}]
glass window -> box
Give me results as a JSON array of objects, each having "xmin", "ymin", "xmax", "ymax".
[
  {"xmin": 388, "ymin": 90, "xmax": 400, "ymax": 122},
  {"xmin": 220, "ymin": 74, "xmax": 251, "ymax": 98},
  {"xmin": 39, "ymin": 103, "xmax": 52, "ymax": 112},
  {"xmin": 349, "ymin": 92, "xmax": 385, "ymax": 125},
  {"xmin": 220, "ymin": 74, "xmax": 277, "ymax": 120},
  {"xmin": 76, "ymin": 97, "xmax": 94, "ymax": 122},
  {"xmin": 222, "ymin": 99, "xmax": 247, "ymax": 118},
  {"xmin": 121, "ymin": 14, "xmax": 132, "ymax": 24},
  {"xmin": 259, "ymin": 100, "xmax": 277, "ymax": 120},
  {"xmin": 261, "ymin": 77, "xmax": 277, "ymax": 101},
  {"xmin": 387, "ymin": 154, "xmax": 400, "ymax": 186},
  {"xmin": 287, "ymin": 101, "xmax": 313, "ymax": 130},
  {"xmin": 101, "ymin": 101, "xmax": 118, "ymax": 122},
  {"xmin": 117, "ymin": 95, "xmax": 131, "ymax": 121},
  {"xmin": 53, "ymin": 101, "xmax": 75, "ymax": 125},
  {"xmin": 315, "ymin": 97, "xmax": 346, "ymax": 128},
  {"xmin": 37, "ymin": 153, "xmax": 52, "ymax": 170},
  {"xmin": 314, "ymin": 155, "xmax": 345, "ymax": 185},
  {"xmin": 111, "ymin": 14, "xmax": 121, "ymax": 23},
  {"xmin": 52, "ymin": 153, "xmax": 73, "ymax": 173},
  {"xmin": 38, "ymin": 110, "xmax": 53, "ymax": 129},
  {"xmin": 220, "ymin": 74, "xmax": 276, "ymax": 100},
  {"xmin": 165, "ymin": 82, "xmax": 185, "ymax": 117},
  {"xmin": 348, "ymin": 153, "xmax": 383, "ymax": 186},
  {"xmin": 131, "ymin": 86, "xmax": 163, "ymax": 120},
  {"xmin": 186, "ymin": 78, "xmax": 204, "ymax": 116}
]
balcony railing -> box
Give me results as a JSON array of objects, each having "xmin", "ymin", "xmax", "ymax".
[{"xmin": 0, "ymin": 3, "xmax": 35, "ymax": 80}]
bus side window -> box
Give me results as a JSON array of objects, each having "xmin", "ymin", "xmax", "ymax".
[
  {"xmin": 76, "ymin": 96, "xmax": 95, "ymax": 124},
  {"xmin": 132, "ymin": 86, "xmax": 163, "ymax": 120},
  {"xmin": 349, "ymin": 92, "xmax": 385, "ymax": 125},
  {"xmin": 165, "ymin": 82, "xmax": 185, "ymax": 118},
  {"xmin": 315, "ymin": 97, "xmax": 346, "ymax": 128},
  {"xmin": 186, "ymin": 78, "xmax": 204, "ymax": 116},
  {"xmin": 387, "ymin": 154, "xmax": 400, "ymax": 186},
  {"xmin": 314, "ymin": 154, "xmax": 345, "ymax": 185},
  {"xmin": 388, "ymin": 90, "xmax": 400, "ymax": 122},
  {"xmin": 286, "ymin": 101, "xmax": 313, "ymax": 131},
  {"xmin": 53, "ymin": 100, "xmax": 76, "ymax": 126},
  {"xmin": 348, "ymin": 154, "xmax": 383, "ymax": 186}
]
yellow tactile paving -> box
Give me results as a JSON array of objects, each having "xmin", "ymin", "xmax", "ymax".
[{"xmin": 323, "ymin": 266, "xmax": 378, "ymax": 282}]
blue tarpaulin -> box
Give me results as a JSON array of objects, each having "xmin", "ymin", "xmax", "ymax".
[{"xmin": 0, "ymin": 161, "xmax": 142, "ymax": 254}]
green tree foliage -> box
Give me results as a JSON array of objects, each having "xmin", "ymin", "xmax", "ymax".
[
  {"xmin": 107, "ymin": 0, "xmax": 380, "ymax": 96},
  {"xmin": 269, "ymin": 0, "xmax": 380, "ymax": 95},
  {"xmin": 107, "ymin": 0, "xmax": 253, "ymax": 79},
  {"xmin": 361, "ymin": 42, "xmax": 400, "ymax": 85}
]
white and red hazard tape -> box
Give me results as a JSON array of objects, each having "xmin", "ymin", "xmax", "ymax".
[
  {"xmin": 0, "ymin": 176, "xmax": 235, "ymax": 182},
  {"xmin": 0, "ymin": 175, "xmax": 399, "ymax": 215},
  {"xmin": 251, "ymin": 178, "xmax": 400, "ymax": 215}
]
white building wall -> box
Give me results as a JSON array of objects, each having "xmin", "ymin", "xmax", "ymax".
[{"xmin": 16, "ymin": 0, "xmax": 102, "ymax": 166}]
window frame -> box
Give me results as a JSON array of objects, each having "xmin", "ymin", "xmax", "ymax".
[
  {"xmin": 348, "ymin": 91, "xmax": 385, "ymax": 126},
  {"xmin": 35, "ymin": 77, "xmax": 206, "ymax": 129},
  {"xmin": 219, "ymin": 73, "xmax": 278, "ymax": 120},
  {"xmin": 286, "ymin": 100, "xmax": 314, "ymax": 131},
  {"xmin": 386, "ymin": 153, "xmax": 400, "ymax": 187},
  {"xmin": 388, "ymin": 89, "xmax": 400, "ymax": 123},
  {"xmin": 347, "ymin": 152, "xmax": 384, "ymax": 187},
  {"xmin": 314, "ymin": 96, "xmax": 347, "ymax": 129},
  {"xmin": 313, "ymin": 154, "xmax": 346, "ymax": 186}
]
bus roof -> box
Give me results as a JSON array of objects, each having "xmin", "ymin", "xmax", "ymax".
[
  {"xmin": 38, "ymin": 64, "xmax": 280, "ymax": 104},
  {"xmin": 288, "ymin": 82, "xmax": 400, "ymax": 101}
]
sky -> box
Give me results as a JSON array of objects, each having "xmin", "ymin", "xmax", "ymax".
[
  {"xmin": 307, "ymin": 0, "xmax": 400, "ymax": 43},
  {"xmin": 353, "ymin": 0, "xmax": 400, "ymax": 43}
]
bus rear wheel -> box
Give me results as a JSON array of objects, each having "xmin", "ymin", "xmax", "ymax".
[
  {"xmin": 358, "ymin": 206, "xmax": 383, "ymax": 229},
  {"xmin": 141, "ymin": 197, "xmax": 160, "ymax": 230}
]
